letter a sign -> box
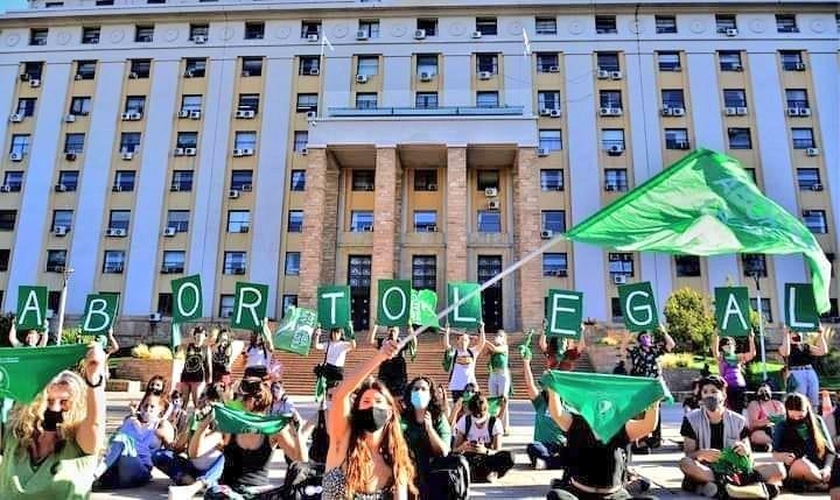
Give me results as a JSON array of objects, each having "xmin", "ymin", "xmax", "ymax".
[
  {"xmin": 232, "ymin": 282, "xmax": 269, "ymax": 331},
  {"xmin": 81, "ymin": 293, "xmax": 120, "ymax": 334},
  {"xmin": 618, "ymin": 282, "xmax": 658, "ymax": 332},
  {"xmin": 16, "ymin": 286, "xmax": 48, "ymax": 331},
  {"xmin": 785, "ymin": 283, "xmax": 820, "ymax": 332},
  {"xmin": 171, "ymin": 274, "xmax": 203, "ymax": 324},
  {"xmin": 714, "ymin": 287, "xmax": 751, "ymax": 337},
  {"xmin": 317, "ymin": 285, "xmax": 351, "ymax": 329},
  {"xmin": 377, "ymin": 280, "xmax": 411, "ymax": 327}
]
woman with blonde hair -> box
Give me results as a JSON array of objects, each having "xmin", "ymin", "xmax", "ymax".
[
  {"xmin": 323, "ymin": 340, "xmax": 416, "ymax": 499},
  {"xmin": 0, "ymin": 343, "xmax": 108, "ymax": 499}
]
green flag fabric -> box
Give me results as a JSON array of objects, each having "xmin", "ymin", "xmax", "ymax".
[
  {"xmin": 540, "ymin": 371, "xmax": 665, "ymax": 443},
  {"xmin": 273, "ymin": 306, "xmax": 317, "ymax": 356},
  {"xmin": 711, "ymin": 446, "xmax": 754, "ymax": 475},
  {"xmin": 565, "ymin": 149, "xmax": 832, "ymax": 313},
  {"xmin": 0, "ymin": 345, "xmax": 88, "ymax": 403},
  {"xmin": 213, "ymin": 403, "xmax": 290, "ymax": 435},
  {"xmin": 314, "ymin": 375, "xmax": 327, "ymax": 401},
  {"xmin": 518, "ymin": 329, "xmax": 535, "ymax": 360},
  {"xmin": 377, "ymin": 280, "xmax": 411, "ymax": 327},
  {"xmin": 410, "ymin": 289, "xmax": 440, "ymax": 328}
]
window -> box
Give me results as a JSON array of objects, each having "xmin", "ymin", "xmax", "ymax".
[
  {"xmin": 290, "ymin": 170, "xmax": 306, "ymax": 191},
  {"xmin": 416, "ymin": 54, "xmax": 438, "ymax": 76},
  {"xmin": 185, "ymin": 58, "xmax": 207, "ymax": 77},
  {"xmin": 301, "ymin": 20, "xmax": 321, "ymax": 38},
  {"xmin": 796, "ymin": 168, "xmax": 821, "ymax": 190},
  {"xmin": 415, "ymin": 92, "xmax": 439, "ymax": 109},
  {"xmin": 82, "ymin": 27, "xmax": 100, "ymax": 44},
  {"xmin": 288, "ymin": 210, "xmax": 303, "ymax": 232},
  {"xmin": 539, "ymin": 130, "xmax": 562, "ymax": 152},
  {"xmin": 102, "ymin": 251, "xmax": 125, "ymax": 274},
  {"xmin": 741, "ymin": 254, "xmax": 767, "ymax": 277},
  {"xmin": 244, "ymin": 22, "xmax": 265, "ymax": 40},
  {"xmin": 414, "ymin": 170, "xmax": 437, "ymax": 191},
  {"xmin": 0, "ymin": 211, "xmax": 16, "ymax": 231},
  {"xmin": 605, "ymin": 168, "xmax": 629, "ymax": 192},
  {"xmin": 802, "ymin": 210, "xmax": 828, "ymax": 234},
  {"xmin": 541, "ymin": 211, "xmax": 566, "ymax": 233},
  {"xmin": 172, "ymin": 170, "xmax": 193, "ymax": 191},
  {"xmin": 665, "ymin": 128, "xmax": 689, "ymax": 149},
  {"xmin": 176, "ymin": 132, "xmax": 198, "ymax": 149},
  {"xmin": 234, "ymin": 132, "xmax": 256, "ymax": 150},
  {"xmin": 538, "ymin": 91, "xmax": 561, "ymax": 111},
  {"xmin": 181, "ymin": 95, "xmax": 202, "ymax": 112},
  {"xmin": 135, "ymin": 25, "xmax": 154, "ymax": 43},
  {"xmin": 413, "ymin": 211, "xmax": 438, "ymax": 232},
  {"xmin": 293, "ymin": 131, "xmax": 308, "ymax": 152},
  {"xmin": 162, "ymin": 251, "xmax": 185, "ymax": 274},
  {"xmin": 223, "ymin": 252, "xmax": 247, "ymax": 275},
  {"xmin": 355, "ymin": 93, "xmax": 378, "ymax": 109},
  {"xmin": 536, "ymin": 53, "xmax": 559, "ymax": 73},
  {"xmin": 476, "ymin": 91, "xmax": 499, "ymax": 108},
  {"xmin": 596, "ymin": 16, "xmax": 618, "ymax": 34},
  {"xmin": 241, "ymin": 57, "xmax": 263, "ymax": 77},
  {"xmin": 675, "ymin": 255, "xmax": 701, "ymax": 277},
  {"xmin": 535, "ymin": 17, "xmax": 557, "ymax": 35},
  {"xmin": 52, "ymin": 210, "xmax": 73, "ymax": 231},
  {"xmin": 69, "ymin": 97, "xmax": 91, "ymax": 116},
  {"xmin": 417, "ymin": 18, "xmax": 438, "ymax": 36},
  {"xmin": 125, "ymin": 96, "xmax": 145, "ymax": 114},
  {"xmin": 477, "ymin": 170, "xmax": 499, "ymax": 191},
  {"xmin": 130, "ymin": 59, "xmax": 151, "ymax": 78},
  {"xmin": 775, "ymin": 14, "xmax": 798, "ymax": 33},
  {"xmin": 46, "ymin": 250, "xmax": 67, "ymax": 272},
  {"xmin": 166, "ymin": 210, "xmax": 189, "ymax": 233},
  {"xmin": 656, "ymin": 51, "xmax": 681, "ymax": 72},
  {"xmin": 189, "ymin": 23, "xmax": 208, "ymax": 41},
  {"xmin": 108, "ymin": 210, "xmax": 130, "ymax": 231},
  {"xmin": 231, "ymin": 170, "xmax": 253, "ymax": 191},
  {"xmin": 3, "ymin": 172, "xmax": 23, "ymax": 192},
  {"xmin": 716, "ymin": 15, "xmax": 737, "ymax": 32},
  {"xmin": 476, "ymin": 54, "xmax": 498, "ymax": 74},
  {"xmin": 352, "ymin": 170, "xmax": 375, "ymax": 191},
  {"xmin": 785, "ymin": 89, "xmax": 809, "ymax": 110},
  {"xmin": 718, "ymin": 51, "xmax": 743, "ymax": 71},
  {"xmin": 611, "ymin": 298, "xmax": 624, "ymax": 321},
  {"xmin": 608, "ymin": 253, "xmax": 634, "ymax": 276},
  {"xmin": 46, "ymin": 2, "xmax": 64, "ymax": 7},
  {"xmin": 476, "ymin": 17, "xmax": 497, "ymax": 36},
  {"xmin": 281, "ymin": 295, "xmax": 298, "ymax": 316},
  {"xmin": 15, "ymin": 98, "xmax": 35, "ymax": 117},
  {"xmin": 119, "ymin": 133, "xmax": 141, "ymax": 153},
  {"xmin": 791, "ymin": 128, "xmax": 815, "ymax": 149},
  {"xmin": 299, "ymin": 56, "xmax": 320, "ymax": 75},
  {"xmin": 358, "ymin": 20, "xmax": 380, "ymax": 38},
  {"xmin": 655, "ymin": 16, "xmax": 677, "ymax": 34},
  {"xmin": 750, "ymin": 298, "xmax": 773, "ymax": 323},
  {"xmin": 723, "ymin": 89, "xmax": 747, "ymax": 108},
  {"xmin": 227, "ymin": 210, "xmax": 251, "ymax": 233},
  {"xmin": 601, "ymin": 129, "xmax": 625, "ymax": 151},
  {"xmin": 23, "ymin": 61, "xmax": 44, "ymax": 80},
  {"xmin": 599, "ymin": 90, "xmax": 622, "ymax": 109},
  {"xmin": 285, "ymin": 252, "xmax": 301, "ymax": 275},
  {"xmin": 30, "ymin": 29, "xmax": 48, "ymax": 46},
  {"xmin": 477, "ymin": 211, "xmax": 501, "ymax": 233},
  {"xmin": 58, "ymin": 171, "xmax": 78, "ymax": 191},
  {"xmin": 540, "ymin": 169, "xmax": 563, "ymax": 191},
  {"xmin": 542, "ymin": 253, "xmax": 568, "ymax": 277},
  {"xmin": 0, "ymin": 250, "xmax": 9, "ymax": 272},
  {"xmin": 412, "ymin": 256, "xmax": 437, "ymax": 291},
  {"xmin": 75, "ymin": 60, "xmax": 97, "ymax": 80},
  {"xmin": 64, "ymin": 133, "xmax": 85, "ymax": 154},
  {"xmin": 661, "ymin": 89, "xmax": 685, "ymax": 109},
  {"xmin": 350, "ymin": 211, "xmax": 374, "ymax": 232},
  {"xmin": 113, "ymin": 171, "xmax": 135, "ymax": 191},
  {"xmin": 296, "ymin": 94, "xmax": 318, "ymax": 113},
  {"xmin": 780, "ymin": 51, "xmax": 804, "ymax": 71},
  {"xmin": 356, "ymin": 56, "xmax": 379, "ymax": 76},
  {"xmin": 219, "ymin": 295, "xmax": 235, "ymax": 318},
  {"xmin": 727, "ymin": 128, "xmax": 752, "ymax": 149},
  {"xmin": 10, "ymin": 135, "xmax": 31, "ymax": 156}
]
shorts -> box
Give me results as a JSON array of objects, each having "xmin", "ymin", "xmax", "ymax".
[{"xmin": 488, "ymin": 370, "xmax": 511, "ymax": 398}]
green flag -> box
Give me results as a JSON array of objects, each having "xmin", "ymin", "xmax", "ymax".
[
  {"xmin": 377, "ymin": 280, "xmax": 411, "ymax": 327},
  {"xmin": 212, "ymin": 403, "xmax": 290, "ymax": 435},
  {"xmin": 618, "ymin": 282, "xmax": 659, "ymax": 332},
  {"xmin": 273, "ymin": 306, "xmax": 317, "ymax": 356},
  {"xmin": 171, "ymin": 275, "xmax": 203, "ymax": 323},
  {"xmin": 518, "ymin": 329, "xmax": 535, "ymax": 360},
  {"xmin": 16, "ymin": 286, "xmax": 48, "ymax": 331},
  {"xmin": 565, "ymin": 148, "xmax": 832, "ymax": 313},
  {"xmin": 714, "ymin": 287, "xmax": 751, "ymax": 337},
  {"xmin": 784, "ymin": 283, "xmax": 820, "ymax": 332},
  {"xmin": 447, "ymin": 282, "xmax": 482, "ymax": 329},
  {"xmin": 0, "ymin": 345, "xmax": 88, "ymax": 403},
  {"xmin": 81, "ymin": 294, "xmax": 120, "ymax": 335},
  {"xmin": 410, "ymin": 289, "xmax": 440, "ymax": 328},
  {"xmin": 540, "ymin": 371, "xmax": 665, "ymax": 443},
  {"xmin": 545, "ymin": 290, "xmax": 583, "ymax": 338},
  {"xmin": 317, "ymin": 286, "xmax": 351, "ymax": 329},
  {"xmin": 231, "ymin": 282, "xmax": 269, "ymax": 331}
]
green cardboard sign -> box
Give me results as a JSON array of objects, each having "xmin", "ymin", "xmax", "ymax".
[
  {"xmin": 317, "ymin": 285, "xmax": 351, "ymax": 329},
  {"xmin": 274, "ymin": 306, "xmax": 318, "ymax": 356},
  {"xmin": 377, "ymin": 280, "xmax": 411, "ymax": 327},
  {"xmin": 410, "ymin": 289, "xmax": 440, "ymax": 328},
  {"xmin": 171, "ymin": 274, "xmax": 203, "ymax": 324},
  {"xmin": 618, "ymin": 282, "xmax": 658, "ymax": 332},
  {"xmin": 231, "ymin": 282, "xmax": 269, "ymax": 331},
  {"xmin": 546, "ymin": 289, "xmax": 583, "ymax": 338},
  {"xmin": 785, "ymin": 283, "xmax": 820, "ymax": 332},
  {"xmin": 16, "ymin": 286, "xmax": 48, "ymax": 331},
  {"xmin": 81, "ymin": 293, "xmax": 120, "ymax": 334},
  {"xmin": 714, "ymin": 287, "xmax": 751, "ymax": 337},
  {"xmin": 447, "ymin": 282, "xmax": 482, "ymax": 329}
]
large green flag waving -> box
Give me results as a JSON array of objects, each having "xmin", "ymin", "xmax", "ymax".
[
  {"xmin": 0, "ymin": 344, "xmax": 88, "ymax": 403},
  {"xmin": 273, "ymin": 306, "xmax": 318, "ymax": 356},
  {"xmin": 565, "ymin": 149, "xmax": 832, "ymax": 313},
  {"xmin": 213, "ymin": 403, "xmax": 291, "ymax": 435}
]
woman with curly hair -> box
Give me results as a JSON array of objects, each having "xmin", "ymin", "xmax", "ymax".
[
  {"xmin": 0, "ymin": 343, "xmax": 108, "ymax": 499},
  {"xmin": 401, "ymin": 376, "xmax": 451, "ymax": 492},
  {"xmin": 324, "ymin": 340, "xmax": 416, "ymax": 499}
]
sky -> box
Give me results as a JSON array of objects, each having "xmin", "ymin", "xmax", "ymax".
[{"xmin": 2, "ymin": 0, "xmax": 28, "ymax": 14}]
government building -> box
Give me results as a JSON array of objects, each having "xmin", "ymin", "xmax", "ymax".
[{"xmin": 0, "ymin": 0, "xmax": 837, "ymax": 333}]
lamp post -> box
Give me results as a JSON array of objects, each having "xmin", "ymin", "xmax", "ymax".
[
  {"xmin": 55, "ymin": 267, "xmax": 74, "ymax": 345},
  {"xmin": 751, "ymin": 270, "xmax": 768, "ymax": 381}
]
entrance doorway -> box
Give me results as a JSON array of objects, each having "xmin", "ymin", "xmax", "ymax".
[
  {"xmin": 348, "ymin": 255, "xmax": 371, "ymax": 332},
  {"xmin": 477, "ymin": 255, "xmax": 503, "ymax": 332}
]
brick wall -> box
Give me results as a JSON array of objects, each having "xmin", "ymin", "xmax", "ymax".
[
  {"xmin": 299, "ymin": 148, "xmax": 339, "ymax": 308},
  {"xmin": 445, "ymin": 147, "xmax": 468, "ymax": 289},
  {"xmin": 513, "ymin": 148, "xmax": 544, "ymax": 331},
  {"xmin": 370, "ymin": 147, "xmax": 399, "ymax": 323}
]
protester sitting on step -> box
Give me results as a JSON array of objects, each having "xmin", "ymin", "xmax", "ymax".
[
  {"xmin": 443, "ymin": 321, "xmax": 486, "ymax": 401},
  {"xmin": 369, "ymin": 324, "xmax": 416, "ymax": 401},
  {"xmin": 780, "ymin": 326, "xmax": 828, "ymax": 408},
  {"xmin": 314, "ymin": 324, "xmax": 356, "ymax": 388},
  {"xmin": 452, "ymin": 392, "xmax": 514, "ymax": 483},
  {"xmin": 401, "ymin": 376, "xmax": 451, "ymax": 495},
  {"xmin": 448, "ymin": 382, "xmax": 477, "ymax": 430},
  {"xmin": 243, "ymin": 319, "xmax": 275, "ymax": 380},
  {"xmin": 522, "ymin": 346, "xmax": 566, "ymax": 470},
  {"xmin": 484, "ymin": 329, "xmax": 512, "ymax": 435},
  {"xmin": 712, "ymin": 331, "xmax": 756, "ymax": 414},
  {"xmin": 772, "ymin": 393, "xmax": 835, "ymax": 492},
  {"xmin": 746, "ymin": 382, "xmax": 785, "ymax": 452}
]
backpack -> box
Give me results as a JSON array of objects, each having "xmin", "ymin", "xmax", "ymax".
[
  {"xmin": 308, "ymin": 409, "xmax": 329, "ymax": 464},
  {"xmin": 281, "ymin": 461, "xmax": 325, "ymax": 500},
  {"xmin": 425, "ymin": 454, "xmax": 470, "ymax": 500},
  {"xmin": 464, "ymin": 414, "xmax": 497, "ymax": 444}
]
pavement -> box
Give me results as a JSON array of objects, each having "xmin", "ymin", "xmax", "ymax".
[{"xmin": 91, "ymin": 393, "xmax": 824, "ymax": 499}]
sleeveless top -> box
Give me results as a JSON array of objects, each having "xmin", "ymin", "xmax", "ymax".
[
  {"xmin": 221, "ymin": 434, "xmax": 272, "ymax": 488},
  {"xmin": 212, "ymin": 342, "xmax": 232, "ymax": 374},
  {"xmin": 246, "ymin": 345, "xmax": 269, "ymax": 368},
  {"xmin": 181, "ymin": 344, "xmax": 206, "ymax": 382},
  {"xmin": 719, "ymin": 355, "xmax": 745, "ymax": 388},
  {"xmin": 490, "ymin": 351, "xmax": 509, "ymax": 371},
  {"xmin": 321, "ymin": 467, "xmax": 392, "ymax": 500}
]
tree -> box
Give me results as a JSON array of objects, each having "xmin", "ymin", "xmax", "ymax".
[{"xmin": 664, "ymin": 287, "xmax": 716, "ymax": 352}]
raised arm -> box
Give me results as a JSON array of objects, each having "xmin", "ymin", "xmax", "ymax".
[
  {"xmin": 626, "ymin": 403, "xmax": 660, "ymax": 441},
  {"xmin": 478, "ymin": 321, "xmax": 487, "ymax": 349},
  {"xmin": 105, "ymin": 327, "xmax": 120, "ymax": 356},
  {"xmin": 578, "ymin": 325, "xmax": 586, "ymax": 352},
  {"xmin": 188, "ymin": 415, "xmax": 223, "ymax": 459},
  {"xmin": 740, "ymin": 333, "xmax": 756, "ymax": 363},
  {"xmin": 711, "ymin": 331, "xmax": 720, "ymax": 360},
  {"xmin": 347, "ymin": 321, "xmax": 357, "ymax": 350},
  {"xmin": 522, "ymin": 355, "xmax": 540, "ymax": 401},
  {"xmin": 662, "ymin": 327, "xmax": 675, "ymax": 353},
  {"xmin": 8, "ymin": 321, "xmax": 21, "ymax": 347},
  {"xmin": 368, "ymin": 324, "xmax": 379, "ymax": 346},
  {"xmin": 546, "ymin": 385, "xmax": 573, "ymax": 432},
  {"xmin": 313, "ymin": 327, "xmax": 325, "ymax": 350},
  {"xmin": 75, "ymin": 344, "xmax": 108, "ymax": 455},
  {"xmin": 778, "ymin": 328, "xmax": 790, "ymax": 358},
  {"xmin": 38, "ymin": 320, "xmax": 49, "ymax": 347},
  {"xmin": 538, "ymin": 328, "xmax": 547, "ymax": 353},
  {"xmin": 262, "ymin": 318, "xmax": 275, "ymax": 352},
  {"xmin": 443, "ymin": 323, "xmax": 451, "ymax": 350},
  {"xmin": 812, "ymin": 325, "xmax": 829, "ymax": 356}
]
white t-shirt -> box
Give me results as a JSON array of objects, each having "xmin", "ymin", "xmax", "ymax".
[
  {"xmin": 245, "ymin": 345, "xmax": 269, "ymax": 368},
  {"xmin": 317, "ymin": 341, "xmax": 352, "ymax": 367},
  {"xmin": 448, "ymin": 347, "xmax": 479, "ymax": 391},
  {"xmin": 454, "ymin": 414, "xmax": 503, "ymax": 445}
]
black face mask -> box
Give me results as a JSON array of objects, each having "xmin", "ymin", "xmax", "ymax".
[
  {"xmin": 758, "ymin": 392, "xmax": 771, "ymax": 401},
  {"xmin": 148, "ymin": 388, "xmax": 164, "ymax": 396},
  {"xmin": 352, "ymin": 407, "xmax": 389, "ymax": 433},
  {"xmin": 42, "ymin": 409, "xmax": 64, "ymax": 432},
  {"xmin": 788, "ymin": 416, "xmax": 807, "ymax": 425}
]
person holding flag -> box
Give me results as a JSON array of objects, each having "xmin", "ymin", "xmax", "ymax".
[
  {"xmin": 369, "ymin": 324, "xmax": 416, "ymax": 402},
  {"xmin": 521, "ymin": 342, "xmax": 566, "ymax": 471},
  {"xmin": 712, "ymin": 331, "xmax": 756, "ymax": 414},
  {"xmin": 443, "ymin": 321, "xmax": 486, "ymax": 401}
]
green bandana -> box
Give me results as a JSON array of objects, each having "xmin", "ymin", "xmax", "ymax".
[
  {"xmin": 314, "ymin": 375, "xmax": 327, "ymax": 401},
  {"xmin": 711, "ymin": 447, "xmax": 754, "ymax": 475},
  {"xmin": 0, "ymin": 344, "xmax": 88, "ymax": 403},
  {"xmin": 518, "ymin": 329, "xmax": 535, "ymax": 361},
  {"xmin": 442, "ymin": 349, "xmax": 455, "ymax": 372},
  {"xmin": 212, "ymin": 403, "xmax": 290, "ymax": 435}
]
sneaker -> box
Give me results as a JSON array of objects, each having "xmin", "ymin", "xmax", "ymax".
[
  {"xmin": 725, "ymin": 483, "xmax": 768, "ymax": 499},
  {"xmin": 534, "ymin": 458, "xmax": 547, "ymax": 470},
  {"xmin": 486, "ymin": 472, "xmax": 498, "ymax": 483},
  {"xmin": 698, "ymin": 482, "xmax": 718, "ymax": 498}
]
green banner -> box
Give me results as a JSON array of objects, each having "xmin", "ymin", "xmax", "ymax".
[
  {"xmin": 171, "ymin": 274, "xmax": 203, "ymax": 324},
  {"xmin": 784, "ymin": 283, "xmax": 820, "ymax": 332},
  {"xmin": 546, "ymin": 289, "xmax": 583, "ymax": 339},
  {"xmin": 15, "ymin": 286, "xmax": 48, "ymax": 331},
  {"xmin": 618, "ymin": 282, "xmax": 658, "ymax": 332},
  {"xmin": 714, "ymin": 287, "xmax": 751, "ymax": 337},
  {"xmin": 410, "ymin": 289, "xmax": 440, "ymax": 328},
  {"xmin": 231, "ymin": 282, "xmax": 269, "ymax": 331},
  {"xmin": 81, "ymin": 293, "xmax": 120, "ymax": 334},
  {"xmin": 447, "ymin": 282, "xmax": 482, "ymax": 329},
  {"xmin": 317, "ymin": 285, "xmax": 351, "ymax": 329},
  {"xmin": 377, "ymin": 280, "xmax": 411, "ymax": 327},
  {"xmin": 213, "ymin": 403, "xmax": 290, "ymax": 435},
  {"xmin": 0, "ymin": 344, "xmax": 88, "ymax": 402},
  {"xmin": 274, "ymin": 306, "xmax": 318, "ymax": 356}
]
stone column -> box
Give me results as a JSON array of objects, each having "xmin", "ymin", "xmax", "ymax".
[
  {"xmin": 370, "ymin": 147, "xmax": 400, "ymax": 323},
  {"xmin": 513, "ymin": 147, "xmax": 543, "ymax": 331},
  {"xmin": 446, "ymin": 147, "xmax": 468, "ymax": 286},
  {"xmin": 299, "ymin": 148, "xmax": 339, "ymax": 307}
]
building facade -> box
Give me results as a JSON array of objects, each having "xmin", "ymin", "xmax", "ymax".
[{"xmin": 0, "ymin": 0, "xmax": 837, "ymax": 333}]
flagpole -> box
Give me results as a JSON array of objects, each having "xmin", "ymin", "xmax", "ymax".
[{"xmin": 752, "ymin": 272, "xmax": 768, "ymax": 381}]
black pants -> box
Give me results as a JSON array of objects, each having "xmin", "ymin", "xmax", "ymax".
[
  {"xmin": 462, "ymin": 451, "xmax": 514, "ymax": 482},
  {"xmin": 726, "ymin": 386, "xmax": 746, "ymax": 414}
]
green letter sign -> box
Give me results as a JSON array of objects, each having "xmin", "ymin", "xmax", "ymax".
[
  {"xmin": 714, "ymin": 287, "xmax": 751, "ymax": 337},
  {"xmin": 377, "ymin": 280, "xmax": 411, "ymax": 327},
  {"xmin": 618, "ymin": 282, "xmax": 658, "ymax": 332},
  {"xmin": 546, "ymin": 289, "xmax": 583, "ymax": 338},
  {"xmin": 784, "ymin": 283, "xmax": 820, "ymax": 332},
  {"xmin": 81, "ymin": 293, "xmax": 120, "ymax": 334},
  {"xmin": 232, "ymin": 282, "xmax": 269, "ymax": 331},
  {"xmin": 16, "ymin": 286, "xmax": 48, "ymax": 331},
  {"xmin": 447, "ymin": 282, "xmax": 482, "ymax": 329},
  {"xmin": 317, "ymin": 285, "xmax": 351, "ymax": 329},
  {"xmin": 171, "ymin": 274, "xmax": 203, "ymax": 324}
]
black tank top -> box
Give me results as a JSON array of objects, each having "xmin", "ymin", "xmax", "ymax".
[
  {"xmin": 181, "ymin": 344, "xmax": 206, "ymax": 382},
  {"xmin": 222, "ymin": 434, "xmax": 273, "ymax": 487},
  {"xmin": 212, "ymin": 342, "xmax": 232, "ymax": 373}
]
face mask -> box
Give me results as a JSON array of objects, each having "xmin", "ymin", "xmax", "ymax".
[
  {"xmin": 42, "ymin": 409, "xmax": 64, "ymax": 432},
  {"xmin": 172, "ymin": 400, "xmax": 182, "ymax": 410},
  {"xmin": 723, "ymin": 346, "xmax": 735, "ymax": 356},
  {"xmin": 352, "ymin": 407, "xmax": 389, "ymax": 433},
  {"xmin": 639, "ymin": 336, "xmax": 652, "ymax": 348},
  {"xmin": 758, "ymin": 392, "xmax": 771, "ymax": 401},
  {"xmin": 139, "ymin": 409, "xmax": 157, "ymax": 424},
  {"xmin": 788, "ymin": 416, "xmax": 806, "ymax": 424},
  {"xmin": 702, "ymin": 395, "xmax": 722, "ymax": 412},
  {"xmin": 494, "ymin": 336, "xmax": 504, "ymax": 345},
  {"xmin": 462, "ymin": 391, "xmax": 474, "ymax": 402},
  {"xmin": 149, "ymin": 387, "xmax": 163, "ymax": 396},
  {"xmin": 410, "ymin": 390, "xmax": 430, "ymax": 410}
]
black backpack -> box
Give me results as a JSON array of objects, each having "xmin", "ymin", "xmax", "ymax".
[
  {"xmin": 281, "ymin": 461, "xmax": 325, "ymax": 500},
  {"xmin": 425, "ymin": 454, "xmax": 470, "ymax": 500},
  {"xmin": 308, "ymin": 409, "xmax": 329, "ymax": 464}
]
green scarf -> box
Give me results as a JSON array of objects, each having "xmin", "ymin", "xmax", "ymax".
[
  {"xmin": 442, "ymin": 348, "xmax": 455, "ymax": 372},
  {"xmin": 518, "ymin": 329, "xmax": 535, "ymax": 360},
  {"xmin": 0, "ymin": 344, "xmax": 88, "ymax": 403},
  {"xmin": 711, "ymin": 447, "xmax": 754, "ymax": 475},
  {"xmin": 212, "ymin": 403, "xmax": 290, "ymax": 435}
]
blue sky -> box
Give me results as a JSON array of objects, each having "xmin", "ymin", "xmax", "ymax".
[{"xmin": 2, "ymin": 0, "xmax": 28, "ymax": 13}]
